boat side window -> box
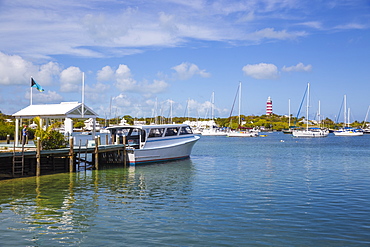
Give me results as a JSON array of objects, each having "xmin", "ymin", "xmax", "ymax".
[
  {"xmin": 148, "ymin": 128, "xmax": 165, "ymax": 138},
  {"xmin": 180, "ymin": 126, "xmax": 193, "ymax": 135},
  {"xmin": 126, "ymin": 128, "xmax": 141, "ymax": 147},
  {"xmin": 165, "ymin": 127, "xmax": 179, "ymax": 136},
  {"xmin": 117, "ymin": 128, "xmax": 130, "ymax": 136}
]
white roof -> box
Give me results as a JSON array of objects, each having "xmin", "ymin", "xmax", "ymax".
[{"xmin": 12, "ymin": 102, "xmax": 98, "ymax": 119}]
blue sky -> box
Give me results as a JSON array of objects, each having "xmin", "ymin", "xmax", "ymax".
[{"xmin": 0, "ymin": 0, "xmax": 369, "ymax": 122}]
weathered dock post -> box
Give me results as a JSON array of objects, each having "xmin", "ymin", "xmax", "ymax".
[
  {"xmin": 69, "ymin": 137, "xmax": 74, "ymax": 172},
  {"xmin": 94, "ymin": 136, "xmax": 99, "ymax": 170},
  {"xmin": 6, "ymin": 135, "xmax": 10, "ymax": 144},
  {"xmin": 123, "ymin": 144, "xmax": 127, "ymax": 167},
  {"xmin": 105, "ymin": 134, "xmax": 108, "ymax": 145},
  {"xmin": 36, "ymin": 137, "xmax": 41, "ymax": 176}
]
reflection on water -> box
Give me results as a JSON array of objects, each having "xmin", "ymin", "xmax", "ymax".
[{"xmin": 0, "ymin": 160, "xmax": 195, "ymax": 246}]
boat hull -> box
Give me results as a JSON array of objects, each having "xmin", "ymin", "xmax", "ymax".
[
  {"xmin": 333, "ymin": 131, "xmax": 363, "ymax": 136},
  {"xmin": 201, "ymin": 130, "xmax": 227, "ymax": 136},
  {"xmin": 292, "ymin": 129, "xmax": 329, "ymax": 137},
  {"xmin": 227, "ymin": 131, "xmax": 258, "ymax": 137},
  {"xmin": 133, "ymin": 136, "xmax": 200, "ymax": 165}
]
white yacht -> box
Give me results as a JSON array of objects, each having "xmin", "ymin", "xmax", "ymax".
[
  {"xmin": 333, "ymin": 127, "xmax": 363, "ymax": 136},
  {"xmin": 227, "ymin": 129, "xmax": 259, "ymax": 137},
  {"xmin": 292, "ymin": 83, "xmax": 329, "ymax": 138},
  {"xmin": 107, "ymin": 124, "xmax": 200, "ymax": 165}
]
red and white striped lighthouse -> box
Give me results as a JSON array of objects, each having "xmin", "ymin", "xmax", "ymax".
[{"xmin": 266, "ymin": 96, "xmax": 273, "ymax": 115}]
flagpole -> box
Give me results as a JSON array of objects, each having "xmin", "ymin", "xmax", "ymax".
[{"xmin": 30, "ymin": 77, "xmax": 33, "ymax": 105}]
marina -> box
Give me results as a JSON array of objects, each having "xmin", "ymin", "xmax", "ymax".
[{"xmin": 1, "ymin": 132, "xmax": 370, "ymax": 246}]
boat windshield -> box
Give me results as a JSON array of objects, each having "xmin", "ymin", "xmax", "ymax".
[
  {"xmin": 165, "ymin": 127, "xmax": 180, "ymax": 136},
  {"xmin": 111, "ymin": 127, "xmax": 146, "ymax": 148},
  {"xmin": 180, "ymin": 126, "xmax": 193, "ymax": 135},
  {"xmin": 148, "ymin": 128, "xmax": 165, "ymax": 138}
]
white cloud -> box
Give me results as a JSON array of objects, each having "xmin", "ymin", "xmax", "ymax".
[
  {"xmin": 115, "ymin": 64, "xmax": 137, "ymax": 91},
  {"xmin": 113, "ymin": 93, "xmax": 132, "ymax": 107},
  {"xmin": 97, "ymin": 66, "xmax": 115, "ymax": 82},
  {"xmin": 0, "ymin": 52, "xmax": 36, "ymax": 85},
  {"xmin": 247, "ymin": 28, "xmax": 307, "ymax": 41},
  {"xmin": 282, "ymin": 62, "xmax": 312, "ymax": 72},
  {"xmin": 334, "ymin": 23, "xmax": 366, "ymax": 30},
  {"xmin": 60, "ymin": 66, "xmax": 82, "ymax": 92},
  {"xmin": 0, "ymin": 52, "xmax": 62, "ymax": 87},
  {"xmin": 25, "ymin": 90, "xmax": 63, "ymax": 104},
  {"xmin": 298, "ymin": 21, "xmax": 323, "ymax": 29},
  {"xmin": 36, "ymin": 62, "xmax": 61, "ymax": 85},
  {"xmin": 242, "ymin": 63, "xmax": 279, "ymax": 79},
  {"xmin": 142, "ymin": 80, "xmax": 169, "ymax": 94},
  {"xmin": 0, "ymin": 0, "xmax": 367, "ymax": 60},
  {"xmin": 172, "ymin": 62, "xmax": 211, "ymax": 80},
  {"xmin": 110, "ymin": 64, "xmax": 169, "ymax": 95}
]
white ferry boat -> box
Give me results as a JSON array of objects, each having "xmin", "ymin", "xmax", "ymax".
[{"xmin": 107, "ymin": 124, "xmax": 200, "ymax": 165}]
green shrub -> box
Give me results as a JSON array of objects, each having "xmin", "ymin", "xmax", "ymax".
[
  {"xmin": 33, "ymin": 117, "xmax": 67, "ymax": 150},
  {"xmin": 40, "ymin": 130, "xmax": 67, "ymax": 149}
]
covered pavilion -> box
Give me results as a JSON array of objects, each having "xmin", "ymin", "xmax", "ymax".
[{"xmin": 12, "ymin": 102, "xmax": 99, "ymax": 146}]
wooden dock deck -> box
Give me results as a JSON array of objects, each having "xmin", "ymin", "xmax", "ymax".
[{"xmin": 0, "ymin": 138, "xmax": 129, "ymax": 180}]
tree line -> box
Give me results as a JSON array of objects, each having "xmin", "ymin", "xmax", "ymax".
[{"xmin": 0, "ymin": 113, "xmax": 366, "ymax": 140}]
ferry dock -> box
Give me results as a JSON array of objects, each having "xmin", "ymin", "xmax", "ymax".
[{"xmin": 0, "ymin": 136, "xmax": 132, "ymax": 180}]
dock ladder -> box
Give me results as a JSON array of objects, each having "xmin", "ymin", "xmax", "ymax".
[{"xmin": 12, "ymin": 138, "xmax": 25, "ymax": 176}]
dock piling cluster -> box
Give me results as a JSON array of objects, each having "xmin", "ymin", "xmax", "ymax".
[{"xmin": 0, "ymin": 135, "xmax": 130, "ymax": 180}]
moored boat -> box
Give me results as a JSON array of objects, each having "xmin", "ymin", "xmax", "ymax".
[
  {"xmin": 333, "ymin": 127, "xmax": 363, "ymax": 136},
  {"xmin": 292, "ymin": 127, "xmax": 329, "ymax": 137},
  {"xmin": 201, "ymin": 127, "xmax": 227, "ymax": 136},
  {"xmin": 333, "ymin": 95, "xmax": 363, "ymax": 136},
  {"xmin": 292, "ymin": 83, "xmax": 329, "ymax": 138},
  {"xmin": 107, "ymin": 124, "xmax": 200, "ymax": 165},
  {"xmin": 227, "ymin": 130, "xmax": 259, "ymax": 137}
]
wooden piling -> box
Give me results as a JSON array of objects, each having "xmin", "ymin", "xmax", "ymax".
[
  {"xmin": 6, "ymin": 135, "xmax": 10, "ymax": 144},
  {"xmin": 105, "ymin": 135, "xmax": 108, "ymax": 145},
  {"xmin": 36, "ymin": 137, "xmax": 41, "ymax": 176},
  {"xmin": 78, "ymin": 139, "xmax": 82, "ymax": 170},
  {"xmin": 69, "ymin": 137, "xmax": 74, "ymax": 172},
  {"xmin": 85, "ymin": 140, "xmax": 88, "ymax": 168},
  {"xmin": 94, "ymin": 137, "xmax": 99, "ymax": 170}
]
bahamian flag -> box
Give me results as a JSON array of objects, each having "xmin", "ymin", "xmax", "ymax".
[{"xmin": 31, "ymin": 78, "xmax": 44, "ymax": 92}]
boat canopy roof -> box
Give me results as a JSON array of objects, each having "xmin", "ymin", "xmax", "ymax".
[{"xmin": 107, "ymin": 124, "xmax": 189, "ymax": 130}]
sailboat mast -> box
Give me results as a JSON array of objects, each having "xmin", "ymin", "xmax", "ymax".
[
  {"xmin": 344, "ymin": 95, "xmax": 347, "ymax": 127},
  {"xmin": 288, "ymin": 99, "xmax": 291, "ymax": 127},
  {"xmin": 306, "ymin": 83, "xmax": 310, "ymax": 130},
  {"xmin": 238, "ymin": 82, "xmax": 241, "ymax": 126},
  {"xmin": 363, "ymin": 105, "xmax": 370, "ymax": 128},
  {"xmin": 211, "ymin": 91, "xmax": 215, "ymax": 120},
  {"xmin": 318, "ymin": 100, "xmax": 321, "ymax": 127}
]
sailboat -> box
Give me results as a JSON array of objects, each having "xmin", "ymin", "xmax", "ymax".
[
  {"xmin": 292, "ymin": 83, "xmax": 329, "ymax": 137},
  {"xmin": 227, "ymin": 82, "xmax": 259, "ymax": 137},
  {"xmin": 201, "ymin": 92, "xmax": 227, "ymax": 136},
  {"xmin": 333, "ymin": 95, "xmax": 363, "ymax": 136}
]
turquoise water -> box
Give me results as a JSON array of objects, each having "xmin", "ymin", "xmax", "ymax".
[{"xmin": 1, "ymin": 132, "xmax": 370, "ymax": 246}]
